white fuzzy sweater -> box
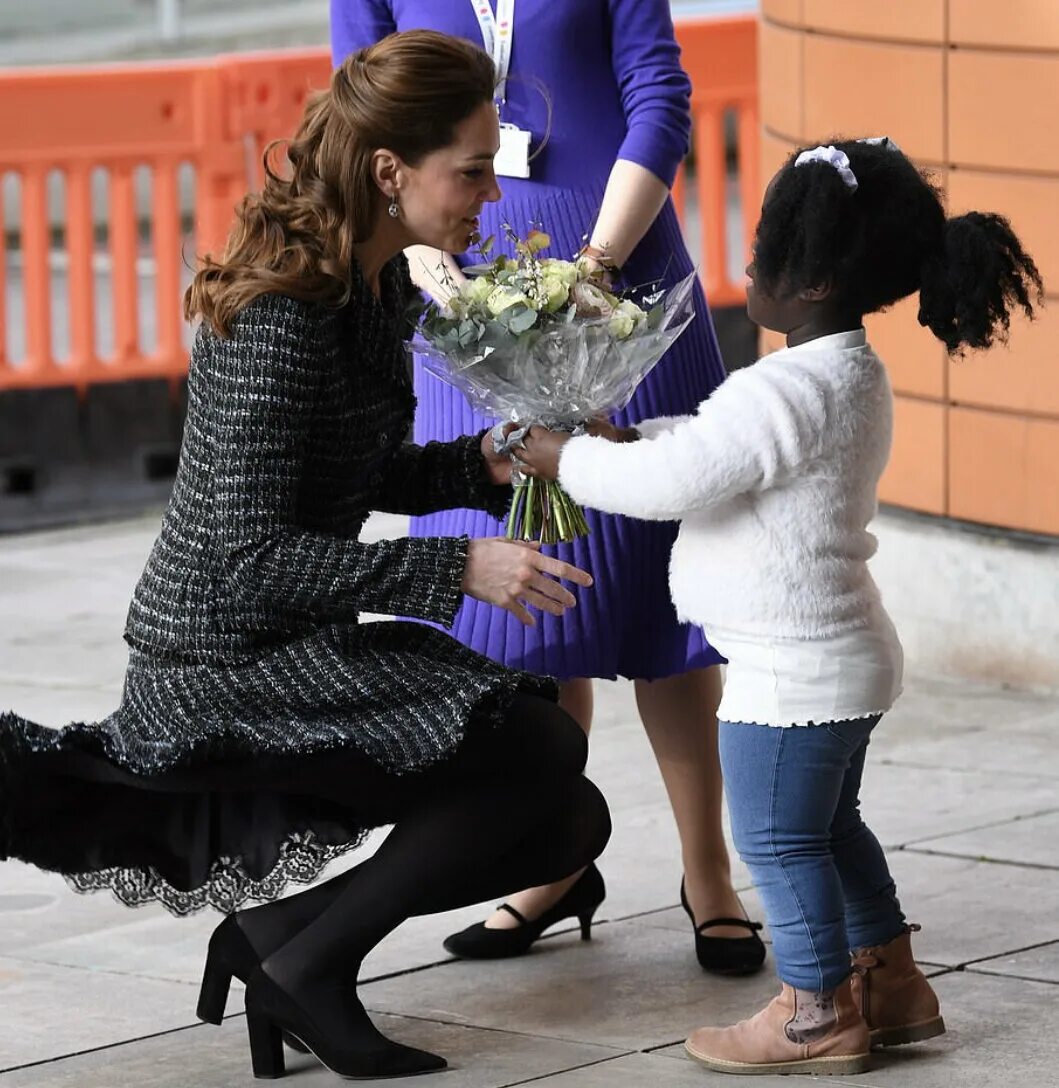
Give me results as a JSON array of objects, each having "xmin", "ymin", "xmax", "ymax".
[{"xmin": 559, "ymin": 329, "xmax": 902, "ymax": 724}]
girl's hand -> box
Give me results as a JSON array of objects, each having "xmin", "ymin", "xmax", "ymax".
[
  {"xmin": 516, "ymin": 426, "xmax": 571, "ymax": 481},
  {"xmin": 461, "ymin": 538, "xmax": 593, "ymax": 626},
  {"xmin": 586, "ymin": 419, "xmax": 640, "ymax": 444}
]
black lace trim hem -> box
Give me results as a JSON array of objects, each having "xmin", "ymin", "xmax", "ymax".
[{"xmin": 64, "ymin": 829, "xmax": 366, "ymax": 916}]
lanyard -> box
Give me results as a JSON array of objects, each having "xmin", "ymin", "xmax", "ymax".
[{"xmin": 469, "ymin": 0, "xmax": 515, "ymax": 104}]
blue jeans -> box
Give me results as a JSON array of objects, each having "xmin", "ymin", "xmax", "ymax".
[{"xmin": 720, "ymin": 715, "xmax": 906, "ymax": 991}]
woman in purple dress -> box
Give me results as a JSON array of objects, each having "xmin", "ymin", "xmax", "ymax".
[{"xmin": 332, "ymin": 0, "xmax": 764, "ymax": 973}]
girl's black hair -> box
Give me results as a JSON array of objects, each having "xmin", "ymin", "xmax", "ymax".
[{"xmin": 752, "ymin": 139, "xmax": 1044, "ymax": 354}]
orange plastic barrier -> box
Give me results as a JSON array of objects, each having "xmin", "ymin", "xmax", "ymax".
[
  {"xmin": 220, "ymin": 50, "xmax": 331, "ymax": 191},
  {"xmin": 0, "ymin": 16, "xmax": 758, "ymax": 394},
  {"xmin": 0, "ymin": 60, "xmax": 246, "ymax": 390},
  {"xmin": 674, "ymin": 16, "xmax": 759, "ymax": 307}
]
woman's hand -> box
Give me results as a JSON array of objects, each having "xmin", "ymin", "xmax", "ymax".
[
  {"xmin": 481, "ymin": 424, "xmax": 518, "ymax": 486},
  {"xmin": 461, "ymin": 538, "xmax": 593, "ymax": 626},
  {"xmin": 579, "ymin": 253, "xmax": 618, "ymax": 290}
]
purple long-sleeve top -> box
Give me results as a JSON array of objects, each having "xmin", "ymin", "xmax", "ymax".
[{"xmin": 329, "ymin": 0, "xmax": 692, "ymax": 189}]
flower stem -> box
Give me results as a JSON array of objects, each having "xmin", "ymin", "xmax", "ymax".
[
  {"xmin": 524, "ymin": 476, "xmax": 538, "ymax": 540},
  {"xmin": 508, "ymin": 478, "xmax": 589, "ymax": 544},
  {"xmin": 507, "ymin": 483, "xmax": 526, "ymax": 539}
]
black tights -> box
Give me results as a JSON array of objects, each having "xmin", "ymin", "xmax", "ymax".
[
  {"xmin": 236, "ymin": 694, "xmax": 610, "ymax": 1041},
  {"xmin": 234, "ymin": 691, "xmax": 609, "ymax": 1057}
]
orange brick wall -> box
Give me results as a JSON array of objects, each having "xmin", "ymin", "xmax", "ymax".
[{"xmin": 759, "ymin": 0, "xmax": 1059, "ymax": 535}]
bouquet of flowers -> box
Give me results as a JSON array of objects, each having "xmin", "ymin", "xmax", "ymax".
[{"xmin": 411, "ymin": 227, "xmax": 697, "ymax": 543}]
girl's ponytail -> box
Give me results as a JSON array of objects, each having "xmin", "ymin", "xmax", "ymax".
[{"xmin": 918, "ymin": 212, "xmax": 1043, "ymax": 354}]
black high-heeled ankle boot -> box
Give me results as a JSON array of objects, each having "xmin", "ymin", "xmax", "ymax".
[
  {"xmin": 442, "ymin": 863, "xmax": 605, "ymax": 959},
  {"xmin": 243, "ymin": 966, "xmax": 447, "ymax": 1080},
  {"xmin": 680, "ymin": 877, "xmax": 766, "ymax": 976},
  {"xmin": 199, "ymin": 913, "xmax": 316, "ymax": 1055},
  {"xmin": 197, "ymin": 914, "xmax": 259, "ymax": 1024}
]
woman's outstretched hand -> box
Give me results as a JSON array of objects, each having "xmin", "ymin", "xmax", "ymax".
[
  {"xmin": 481, "ymin": 424, "xmax": 518, "ymax": 486},
  {"xmin": 461, "ymin": 538, "xmax": 593, "ymax": 626}
]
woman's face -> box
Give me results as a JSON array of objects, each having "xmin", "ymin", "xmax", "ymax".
[{"xmin": 398, "ymin": 101, "xmax": 502, "ymax": 253}]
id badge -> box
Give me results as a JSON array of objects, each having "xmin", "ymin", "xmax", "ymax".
[{"xmin": 494, "ymin": 123, "xmax": 532, "ymax": 178}]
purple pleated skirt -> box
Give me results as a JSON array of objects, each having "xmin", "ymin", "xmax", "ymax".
[{"xmin": 410, "ymin": 184, "xmax": 727, "ymax": 681}]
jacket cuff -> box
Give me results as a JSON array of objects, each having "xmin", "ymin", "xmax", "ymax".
[
  {"xmin": 401, "ymin": 535, "xmax": 469, "ymax": 627},
  {"xmin": 617, "ymin": 124, "xmax": 688, "ymax": 188},
  {"xmin": 460, "ymin": 431, "xmax": 513, "ymax": 520},
  {"xmin": 635, "ymin": 414, "xmax": 694, "ymax": 440}
]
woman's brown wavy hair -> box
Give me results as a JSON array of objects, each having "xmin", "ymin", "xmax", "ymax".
[{"xmin": 185, "ymin": 30, "xmax": 497, "ymax": 337}]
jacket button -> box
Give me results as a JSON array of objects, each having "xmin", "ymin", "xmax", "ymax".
[{"xmin": 377, "ymin": 431, "xmax": 389, "ymax": 447}]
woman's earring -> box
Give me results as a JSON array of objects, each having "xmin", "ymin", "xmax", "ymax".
[{"xmin": 387, "ymin": 194, "xmax": 400, "ymax": 219}]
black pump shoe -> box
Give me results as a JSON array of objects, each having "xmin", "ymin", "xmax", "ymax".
[
  {"xmin": 443, "ymin": 863, "xmax": 605, "ymax": 960},
  {"xmin": 680, "ymin": 877, "xmax": 766, "ymax": 975},
  {"xmin": 197, "ymin": 914, "xmax": 311, "ymax": 1054},
  {"xmin": 197, "ymin": 914, "xmax": 258, "ymax": 1024},
  {"xmin": 244, "ymin": 967, "xmax": 446, "ymax": 1080}
]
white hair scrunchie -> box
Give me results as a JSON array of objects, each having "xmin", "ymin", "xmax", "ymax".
[{"xmin": 794, "ymin": 145, "xmax": 858, "ymax": 191}]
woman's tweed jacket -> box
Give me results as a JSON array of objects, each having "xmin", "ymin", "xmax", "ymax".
[{"xmin": 0, "ymin": 257, "xmax": 556, "ymax": 914}]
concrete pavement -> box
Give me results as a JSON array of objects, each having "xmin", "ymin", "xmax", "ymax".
[{"xmin": 1, "ymin": 511, "xmax": 1057, "ymax": 1086}]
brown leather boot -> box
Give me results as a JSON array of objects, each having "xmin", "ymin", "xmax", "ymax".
[
  {"xmin": 685, "ymin": 977, "xmax": 871, "ymax": 1076},
  {"xmin": 851, "ymin": 924, "xmax": 946, "ymax": 1048}
]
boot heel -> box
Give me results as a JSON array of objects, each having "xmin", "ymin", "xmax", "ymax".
[
  {"xmin": 871, "ymin": 1015, "xmax": 946, "ymax": 1048},
  {"xmin": 246, "ymin": 1007, "xmax": 286, "ymax": 1079},
  {"xmin": 196, "ymin": 953, "xmax": 233, "ymax": 1025},
  {"xmin": 579, "ymin": 908, "xmax": 597, "ymax": 941}
]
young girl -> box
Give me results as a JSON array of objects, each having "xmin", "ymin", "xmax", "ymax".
[{"xmin": 517, "ymin": 137, "xmax": 1042, "ymax": 1076}]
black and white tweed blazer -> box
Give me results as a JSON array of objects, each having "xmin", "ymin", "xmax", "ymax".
[{"xmin": 107, "ymin": 259, "xmax": 554, "ymax": 778}]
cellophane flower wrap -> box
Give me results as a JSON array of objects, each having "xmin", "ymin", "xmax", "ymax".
[{"xmin": 410, "ymin": 228, "xmax": 697, "ymax": 543}]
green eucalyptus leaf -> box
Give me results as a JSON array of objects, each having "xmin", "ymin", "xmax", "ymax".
[
  {"xmin": 457, "ymin": 318, "xmax": 481, "ymax": 347},
  {"xmin": 508, "ymin": 306, "xmax": 540, "ymax": 335}
]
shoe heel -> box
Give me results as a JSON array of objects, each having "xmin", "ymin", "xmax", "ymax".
[
  {"xmin": 872, "ymin": 1016, "xmax": 947, "ymax": 1048},
  {"xmin": 196, "ymin": 952, "xmax": 233, "ymax": 1025},
  {"xmin": 579, "ymin": 908, "xmax": 597, "ymax": 941},
  {"xmin": 246, "ymin": 1007, "xmax": 286, "ymax": 1079}
]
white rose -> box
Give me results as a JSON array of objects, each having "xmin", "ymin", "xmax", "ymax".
[
  {"xmin": 463, "ymin": 275, "xmax": 494, "ymax": 305},
  {"xmin": 607, "ymin": 311, "xmax": 636, "ymax": 340},
  {"xmin": 540, "ymin": 275, "xmax": 570, "ymax": 313},
  {"xmin": 616, "ymin": 299, "xmax": 646, "ymax": 324},
  {"xmin": 486, "ymin": 286, "xmax": 530, "ymax": 316},
  {"xmin": 539, "ymin": 259, "xmax": 579, "ymax": 288}
]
